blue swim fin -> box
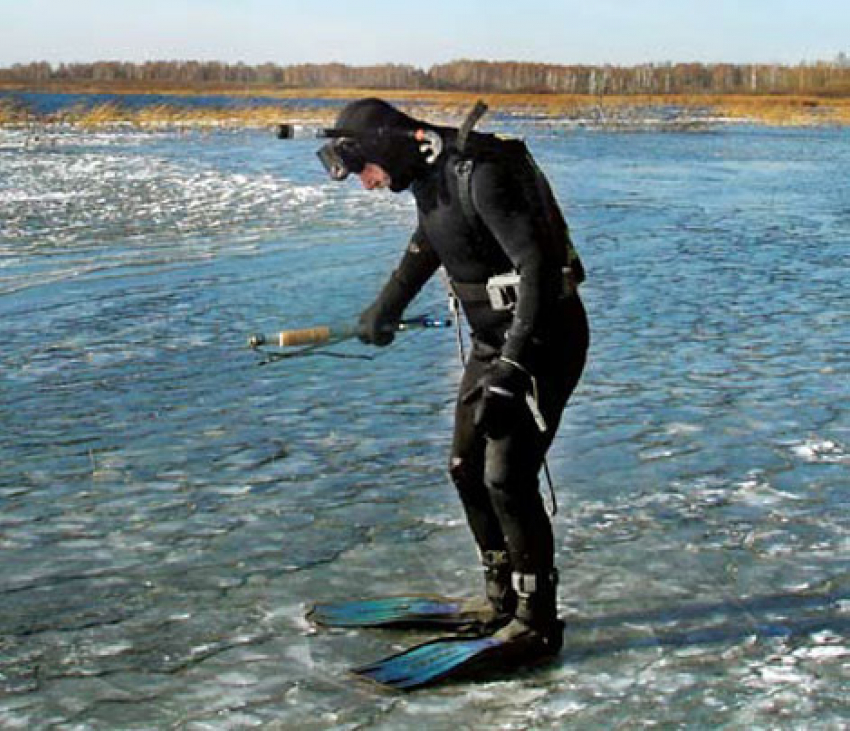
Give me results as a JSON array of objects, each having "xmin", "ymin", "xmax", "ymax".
[
  {"xmin": 353, "ymin": 635, "xmax": 504, "ymax": 690},
  {"xmin": 307, "ymin": 595, "xmax": 495, "ymax": 631}
]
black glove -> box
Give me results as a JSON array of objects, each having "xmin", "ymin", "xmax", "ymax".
[
  {"xmin": 463, "ymin": 358, "xmax": 531, "ymax": 439},
  {"xmin": 357, "ymin": 301, "xmax": 398, "ymax": 347}
]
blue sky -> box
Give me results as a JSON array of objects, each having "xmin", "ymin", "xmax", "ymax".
[{"xmin": 1, "ymin": 0, "xmax": 847, "ymax": 67}]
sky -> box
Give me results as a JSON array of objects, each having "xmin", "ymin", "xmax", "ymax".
[{"xmin": 1, "ymin": 0, "xmax": 847, "ymax": 68}]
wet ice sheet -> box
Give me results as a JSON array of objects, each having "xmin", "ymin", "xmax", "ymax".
[
  {"xmin": 0, "ymin": 122, "xmax": 848, "ymax": 729},
  {"xmin": 0, "ymin": 126, "xmax": 414, "ymax": 296}
]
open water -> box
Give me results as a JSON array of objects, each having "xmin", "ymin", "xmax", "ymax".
[{"xmin": 0, "ymin": 98, "xmax": 848, "ymax": 729}]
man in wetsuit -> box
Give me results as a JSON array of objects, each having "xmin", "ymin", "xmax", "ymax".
[{"xmin": 318, "ymin": 98, "xmax": 589, "ymax": 662}]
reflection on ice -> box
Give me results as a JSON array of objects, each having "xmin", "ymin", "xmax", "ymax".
[{"xmin": 790, "ymin": 438, "xmax": 849, "ymax": 464}]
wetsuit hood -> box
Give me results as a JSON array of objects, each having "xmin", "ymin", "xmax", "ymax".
[{"xmin": 334, "ymin": 98, "xmax": 430, "ymax": 192}]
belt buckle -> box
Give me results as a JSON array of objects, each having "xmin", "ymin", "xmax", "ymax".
[{"xmin": 486, "ymin": 272, "xmax": 520, "ymax": 311}]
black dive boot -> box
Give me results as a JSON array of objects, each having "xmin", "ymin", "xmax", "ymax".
[
  {"xmin": 492, "ymin": 569, "xmax": 564, "ymax": 663},
  {"xmin": 478, "ymin": 549, "xmax": 516, "ymax": 631}
]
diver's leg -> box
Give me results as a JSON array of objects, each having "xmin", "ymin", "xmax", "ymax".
[
  {"xmin": 449, "ymin": 352, "xmax": 516, "ymax": 620},
  {"xmin": 483, "ymin": 321, "xmax": 588, "ymax": 657}
]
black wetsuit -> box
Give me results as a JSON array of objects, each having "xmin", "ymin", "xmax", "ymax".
[{"xmin": 366, "ymin": 126, "xmax": 590, "ymax": 577}]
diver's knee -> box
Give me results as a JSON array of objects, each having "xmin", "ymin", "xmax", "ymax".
[
  {"xmin": 449, "ymin": 456, "xmax": 470, "ymax": 487},
  {"xmin": 483, "ymin": 459, "xmax": 511, "ymax": 496},
  {"xmin": 484, "ymin": 461, "xmax": 542, "ymax": 514},
  {"xmin": 450, "ymin": 456, "xmax": 489, "ymax": 500}
]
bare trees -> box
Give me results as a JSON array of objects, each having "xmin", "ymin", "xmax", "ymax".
[{"xmin": 1, "ymin": 59, "xmax": 848, "ymax": 95}]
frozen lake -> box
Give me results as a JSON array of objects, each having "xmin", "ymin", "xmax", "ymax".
[{"xmin": 0, "ymin": 106, "xmax": 848, "ymax": 728}]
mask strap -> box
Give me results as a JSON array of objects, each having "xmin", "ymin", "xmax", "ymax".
[{"xmin": 412, "ymin": 129, "xmax": 443, "ymax": 164}]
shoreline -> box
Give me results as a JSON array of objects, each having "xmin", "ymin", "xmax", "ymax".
[{"xmin": 2, "ymin": 84, "xmax": 849, "ymax": 128}]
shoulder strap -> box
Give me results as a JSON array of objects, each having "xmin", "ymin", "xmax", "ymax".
[
  {"xmin": 454, "ymin": 133, "xmax": 522, "ymax": 242},
  {"xmin": 454, "ymin": 158, "xmax": 486, "ymax": 239},
  {"xmin": 453, "ymin": 99, "xmax": 492, "ymax": 237}
]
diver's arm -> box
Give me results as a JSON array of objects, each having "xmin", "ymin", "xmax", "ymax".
[
  {"xmin": 471, "ymin": 161, "xmax": 564, "ymax": 366},
  {"xmin": 392, "ymin": 226, "xmax": 442, "ymax": 302},
  {"xmin": 358, "ymin": 226, "xmax": 441, "ymax": 345}
]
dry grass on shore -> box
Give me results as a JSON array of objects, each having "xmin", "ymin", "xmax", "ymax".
[
  {"xmin": 0, "ymin": 99, "xmax": 331, "ymax": 128},
  {"xmin": 1, "ymin": 85, "xmax": 849, "ymax": 128},
  {"xmin": 703, "ymin": 93, "xmax": 850, "ymax": 125}
]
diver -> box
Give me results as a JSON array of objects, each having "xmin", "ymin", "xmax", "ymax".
[{"xmin": 315, "ymin": 98, "xmax": 590, "ymax": 672}]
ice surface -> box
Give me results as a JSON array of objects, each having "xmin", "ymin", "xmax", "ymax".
[{"xmin": 0, "ymin": 118, "xmax": 847, "ymax": 730}]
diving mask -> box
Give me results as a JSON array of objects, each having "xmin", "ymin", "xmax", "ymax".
[{"xmin": 316, "ymin": 138, "xmax": 366, "ymax": 181}]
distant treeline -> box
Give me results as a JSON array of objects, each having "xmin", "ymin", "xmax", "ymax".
[{"xmin": 3, "ymin": 58, "xmax": 850, "ymax": 95}]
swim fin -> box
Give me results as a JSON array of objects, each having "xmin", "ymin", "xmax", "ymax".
[
  {"xmin": 306, "ymin": 595, "xmax": 498, "ymax": 633},
  {"xmin": 353, "ymin": 634, "xmax": 505, "ymax": 690},
  {"xmin": 353, "ymin": 616, "xmax": 567, "ymax": 690}
]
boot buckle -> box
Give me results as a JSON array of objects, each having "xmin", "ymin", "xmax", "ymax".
[{"xmin": 511, "ymin": 569, "xmax": 559, "ymax": 597}]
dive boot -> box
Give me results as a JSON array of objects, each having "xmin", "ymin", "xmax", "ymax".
[
  {"xmin": 492, "ymin": 569, "xmax": 564, "ymax": 663},
  {"xmin": 478, "ymin": 549, "xmax": 516, "ymax": 632}
]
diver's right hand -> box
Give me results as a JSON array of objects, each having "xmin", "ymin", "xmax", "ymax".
[
  {"xmin": 357, "ymin": 303, "xmax": 397, "ymax": 346},
  {"xmin": 462, "ymin": 358, "xmax": 531, "ymax": 439}
]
